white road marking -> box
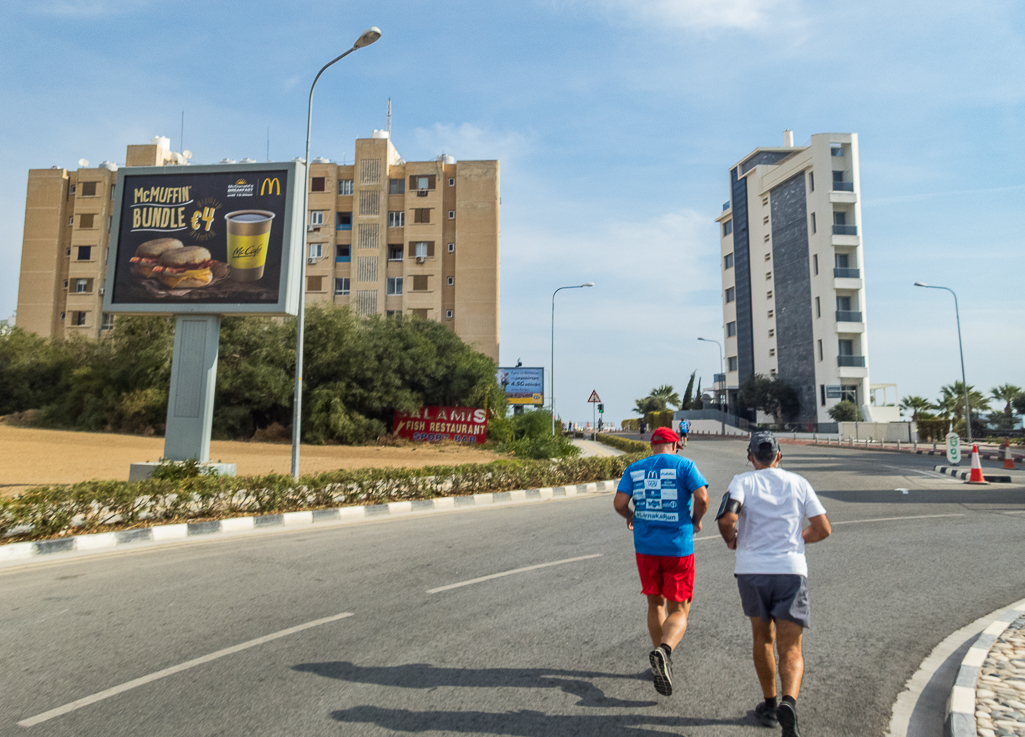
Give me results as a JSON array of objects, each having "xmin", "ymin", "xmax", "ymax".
[
  {"xmin": 832, "ymin": 513, "xmax": 964, "ymax": 525},
  {"xmin": 426, "ymin": 554, "xmax": 603, "ymax": 594},
  {"xmin": 897, "ymin": 489, "xmax": 910, "ymax": 494},
  {"xmin": 882, "ymin": 465, "xmax": 947, "ymax": 478},
  {"xmin": 17, "ymin": 611, "xmax": 355, "ymax": 728}
]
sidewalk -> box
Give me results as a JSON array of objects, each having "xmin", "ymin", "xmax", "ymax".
[{"xmin": 570, "ymin": 439, "xmax": 625, "ymax": 457}]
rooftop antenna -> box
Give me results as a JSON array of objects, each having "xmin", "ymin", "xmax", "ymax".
[{"xmin": 386, "ymin": 98, "xmax": 391, "ymax": 134}]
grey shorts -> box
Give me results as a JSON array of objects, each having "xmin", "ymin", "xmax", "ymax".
[{"xmin": 736, "ymin": 574, "xmax": 811, "ymax": 629}]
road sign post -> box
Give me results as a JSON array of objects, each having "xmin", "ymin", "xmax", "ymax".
[
  {"xmin": 587, "ymin": 390, "xmax": 601, "ymax": 441},
  {"xmin": 946, "ymin": 432, "xmax": 962, "ymax": 465}
]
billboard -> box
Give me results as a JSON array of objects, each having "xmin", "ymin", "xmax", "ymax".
[
  {"xmin": 497, "ymin": 367, "xmax": 544, "ymax": 405},
  {"xmin": 393, "ymin": 406, "xmax": 489, "ymax": 444},
  {"xmin": 103, "ymin": 162, "xmax": 304, "ymax": 316}
]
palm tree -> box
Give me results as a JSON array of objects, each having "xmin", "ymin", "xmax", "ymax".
[
  {"xmin": 899, "ymin": 395, "xmax": 933, "ymax": 422},
  {"xmin": 991, "ymin": 384, "xmax": 1022, "ymax": 419},
  {"xmin": 937, "ymin": 382, "xmax": 990, "ymax": 435},
  {"xmin": 635, "ymin": 385, "xmax": 680, "ymax": 415}
]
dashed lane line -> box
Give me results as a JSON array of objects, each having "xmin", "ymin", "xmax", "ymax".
[
  {"xmin": 17, "ymin": 612, "xmax": 355, "ymax": 728},
  {"xmin": 426, "ymin": 554, "xmax": 603, "ymax": 594}
]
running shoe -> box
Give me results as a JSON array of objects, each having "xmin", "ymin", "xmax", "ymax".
[
  {"xmin": 648, "ymin": 648, "xmax": 673, "ymax": 696},
  {"xmin": 754, "ymin": 701, "xmax": 778, "ymax": 727},
  {"xmin": 777, "ymin": 701, "xmax": 800, "ymax": 737}
]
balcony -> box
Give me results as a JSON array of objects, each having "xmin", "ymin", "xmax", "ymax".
[
  {"xmin": 722, "ymin": 201, "xmax": 730, "ymax": 211},
  {"xmin": 833, "ymin": 267, "xmax": 860, "ymax": 278},
  {"xmin": 832, "ymin": 181, "xmax": 854, "ymax": 192},
  {"xmin": 837, "ymin": 355, "xmax": 866, "ymax": 367},
  {"xmin": 836, "ymin": 310, "xmax": 863, "ymax": 322},
  {"xmin": 336, "ymin": 224, "xmax": 352, "ymax": 231},
  {"xmin": 832, "ymin": 224, "xmax": 857, "ymax": 236},
  {"xmin": 714, "ymin": 373, "xmax": 726, "ymax": 384}
]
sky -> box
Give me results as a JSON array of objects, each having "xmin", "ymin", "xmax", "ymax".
[{"xmin": 2, "ymin": 0, "xmax": 1024, "ymax": 427}]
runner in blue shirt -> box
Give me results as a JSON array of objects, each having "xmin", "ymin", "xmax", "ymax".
[
  {"xmin": 613, "ymin": 427, "xmax": 709, "ymax": 697},
  {"xmin": 679, "ymin": 419, "xmax": 690, "ymax": 448}
]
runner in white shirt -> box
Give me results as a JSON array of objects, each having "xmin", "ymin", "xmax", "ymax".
[{"xmin": 716, "ymin": 432, "xmax": 831, "ymax": 737}]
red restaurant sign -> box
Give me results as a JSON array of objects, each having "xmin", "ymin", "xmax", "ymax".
[{"xmin": 393, "ymin": 406, "xmax": 489, "ymax": 444}]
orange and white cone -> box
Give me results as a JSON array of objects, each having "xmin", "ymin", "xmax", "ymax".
[
  {"xmin": 968, "ymin": 444, "xmax": 988, "ymax": 484},
  {"xmin": 1004, "ymin": 441, "xmax": 1016, "ymax": 470}
]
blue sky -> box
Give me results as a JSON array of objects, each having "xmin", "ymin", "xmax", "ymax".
[{"xmin": 2, "ymin": 0, "xmax": 1024, "ymax": 426}]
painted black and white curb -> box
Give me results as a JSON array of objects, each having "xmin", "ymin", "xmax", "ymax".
[
  {"xmin": 0, "ymin": 480, "xmax": 621, "ymax": 565},
  {"xmin": 934, "ymin": 466, "xmax": 1014, "ymax": 484},
  {"xmin": 946, "ymin": 600, "xmax": 1025, "ymax": 737}
]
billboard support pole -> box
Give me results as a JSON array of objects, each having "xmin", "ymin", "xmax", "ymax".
[{"xmin": 163, "ymin": 315, "xmax": 221, "ymax": 462}]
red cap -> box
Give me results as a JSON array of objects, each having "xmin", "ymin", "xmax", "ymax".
[{"xmin": 650, "ymin": 427, "xmax": 680, "ymax": 444}]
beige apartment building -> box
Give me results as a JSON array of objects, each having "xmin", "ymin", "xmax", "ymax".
[{"xmin": 15, "ymin": 133, "xmax": 500, "ymax": 362}]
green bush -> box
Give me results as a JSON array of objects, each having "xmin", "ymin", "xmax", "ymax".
[
  {"xmin": 917, "ymin": 419, "xmax": 949, "ymax": 442},
  {"xmin": 644, "ymin": 410, "xmax": 674, "ymax": 430},
  {"xmin": 595, "ymin": 435, "xmax": 651, "ymax": 454},
  {"xmin": 0, "ymin": 453, "xmax": 645, "ymax": 543},
  {"xmin": 827, "ymin": 400, "xmax": 860, "ymax": 422}
]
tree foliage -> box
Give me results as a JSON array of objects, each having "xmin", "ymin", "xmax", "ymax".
[
  {"xmin": 899, "ymin": 395, "xmax": 934, "ymax": 422},
  {"xmin": 737, "ymin": 374, "xmax": 800, "ymax": 426},
  {"xmin": 633, "ymin": 384, "xmax": 680, "ymax": 415},
  {"xmin": 827, "ymin": 400, "xmax": 860, "ymax": 422}
]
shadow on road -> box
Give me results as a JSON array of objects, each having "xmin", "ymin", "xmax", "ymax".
[
  {"xmin": 293, "ymin": 661, "xmax": 656, "ymax": 708},
  {"xmin": 327, "ymin": 705, "xmax": 750, "ymax": 736}
]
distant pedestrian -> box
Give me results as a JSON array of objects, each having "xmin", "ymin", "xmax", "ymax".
[
  {"xmin": 715, "ymin": 432, "xmax": 831, "ymax": 737},
  {"xmin": 679, "ymin": 419, "xmax": 690, "ymax": 448},
  {"xmin": 613, "ymin": 426, "xmax": 709, "ymax": 697},
  {"xmin": 639, "ymin": 419, "xmax": 647, "ymax": 438}
]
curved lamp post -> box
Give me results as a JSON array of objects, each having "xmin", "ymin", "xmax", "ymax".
[
  {"xmin": 697, "ymin": 336, "xmax": 725, "ymax": 436},
  {"xmin": 292, "ymin": 27, "xmax": 382, "ymax": 480},
  {"xmin": 550, "ymin": 282, "xmax": 594, "ymax": 435},
  {"xmin": 913, "ymin": 282, "xmax": 972, "ymax": 444}
]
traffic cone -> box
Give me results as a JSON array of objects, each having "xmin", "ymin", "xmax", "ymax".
[
  {"xmin": 1004, "ymin": 440, "xmax": 1016, "ymax": 470},
  {"xmin": 967, "ymin": 444, "xmax": 988, "ymax": 484}
]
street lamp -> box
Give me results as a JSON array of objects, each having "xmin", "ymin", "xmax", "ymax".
[
  {"xmin": 697, "ymin": 337, "xmax": 725, "ymax": 436},
  {"xmin": 551, "ymin": 282, "xmax": 594, "ymax": 435},
  {"xmin": 291, "ymin": 27, "xmax": 382, "ymax": 480},
  {"xmin": 914, "ymin": 282, "xmax": 972, "ymax": 444}
]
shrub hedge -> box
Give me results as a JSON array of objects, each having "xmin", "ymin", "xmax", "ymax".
[
  {"xmin": 0, "ymin": 454, "xmax": 645, "ymax": 543},
  {"xmin": 594, "ymin": 434, "xmax": 651, "ymax": 454}
]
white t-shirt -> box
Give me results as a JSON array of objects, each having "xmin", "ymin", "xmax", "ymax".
[{"xmin": 727, "ymin": 467, "xmax": 827, "ymax": 577}]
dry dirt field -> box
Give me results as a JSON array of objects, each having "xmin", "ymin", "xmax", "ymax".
[{"xmin": 0, "ymin": 425, "xmax": 506, "ymax": 496}]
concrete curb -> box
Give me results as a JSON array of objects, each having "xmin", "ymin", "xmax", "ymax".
[
  {"xmin": 934, "ymin": 466, "xmax": 1014, "ymax": 484},
  {"xmin": 946, "ymin": 600, "xmax": 1025, "ymax": 737},
  {"xmin": 807, "ymin": 439, "xmax": 1024, "ymax": 463},
  {"xmin": 0, "ymin": 480, "xmax": 621, "ymax": 566}
]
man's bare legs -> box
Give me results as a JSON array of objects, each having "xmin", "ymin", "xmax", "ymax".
[
  {"xmin": 749, "ymin": 617, "xmax": 805, "ymax": 700},
  {"xmin": 647, "ymin": 595, "xmax": 691, "ymax": 649}
]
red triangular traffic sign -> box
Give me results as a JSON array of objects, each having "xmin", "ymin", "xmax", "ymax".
[{"xmin": 587, "ymin": 390, "xmax": 601, "ymax": 403}]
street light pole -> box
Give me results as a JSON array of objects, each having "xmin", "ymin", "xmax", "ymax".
[
  {"xmin": 291, "ymin": 27, "xmax": 381, "ymax": 480},
  {"xmin": 914, "ymin": 282, "xmax": 972, "ymax": 445},
  {"xmin": 550, "ymin": 282, "xmax": 594, "ymax": 435},
  {"xmin": 697, "ymin": 337, "xmax": 725, "ymax": 436}
]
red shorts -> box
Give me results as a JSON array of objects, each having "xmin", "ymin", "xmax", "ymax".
[{"xmin": 636, "ymin": 553, "xmax": 695, "ymax": 602}]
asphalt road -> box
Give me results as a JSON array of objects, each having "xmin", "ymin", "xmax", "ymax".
[{"xmin": 1, "ymin": 442, "xmax": 1023, "ymax": 736}]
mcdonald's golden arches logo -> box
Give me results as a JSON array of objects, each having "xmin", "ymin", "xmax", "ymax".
[{"xmin": 260, "ymin": 177, "xmax": 281, "ymax": 196}]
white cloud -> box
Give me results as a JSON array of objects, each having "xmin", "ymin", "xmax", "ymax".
[
  {"xmin": 411, "ymin": 123, "xmax": 532, "ymax": 163},
  {"xmin": 551, "ymin": 0, "xmax": 803, "ymax": 32}
]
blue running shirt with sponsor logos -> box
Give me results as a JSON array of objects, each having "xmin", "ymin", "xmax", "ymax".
[{"xmin": 616, "ymin": 454, "xmax": 708, "ymax": 557}]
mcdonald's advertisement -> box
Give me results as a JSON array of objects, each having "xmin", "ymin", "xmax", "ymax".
[{"xmin": 105, "ymin": 162, "xmax": 303, "ymax": 315}]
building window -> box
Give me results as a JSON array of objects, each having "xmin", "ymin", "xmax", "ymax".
[
  {"xmin": 412, "ymin": 275, "xmax": 429, "ymax": 291},
  {"xmin": 409, "ymin": 241, "xmax": 434, "ymax": 259},
  {"xmin": 727, "ymin": 356, "xmax": 738, "ymax": 372},
  {"xmin": 77, "ymin": 246, "xmax": 92, "ymax": 261},
  {"xmin": 63, "ymin": 279, "xmax": 69, "ymax": 288},
  {"xmin": 834, "ymin": 211, "xmax": 847, "ymax": 226},
  {"xmin": 769, "ymin": 348, "xmax": 775, "ymax": 357},
  {"xmin": 813, "ymin": 254, "xmax": 818, "ymax": 275},
  {"xmin": 110, "ymin": 184, "xmax": 116, "ymax": 199},
  {"xmin": 763, "ymin": 216, "xmax": 769, "ymax": 225},
  {"xmin": 725, "ymin": 287, "xmax": 735, "ymax": 303},
  {"xmin": 414, "ymin": 208, "xmax": 431, "ymax": 224},
  {"xmin": 841, "ymin": 384, "xmax": 858, "ymax": 404},
  {"xmin": 409, "ymin": 174, "xmax": 436, "ymax": 191},
  {"xmin": 388, "ymin": 245, "xmax": 403, "ymax": 261},
  {"xmin": 388, "ymin": 179, "xmax": 404, "ymax": 195},
  {"xmin": 335, "ymin": 277, "xmax": 350, "ymax": 295},
  {"xmin": 818, "ymin": 339, "xmax": 823, "ymax": 361},
  {"xmin": 766, "ymin": 271, "xmax": 772, "ymax": 280},
  {"xmin": 337, "ymin": 212, "xmax": 352, "ymax": 230},
  {"xmin": 763, "ymin": 234, "xmax": 770, "ymax": 243},
  {"xmin": 60, "ymin": 311, "xmax": 65, "ymax": 320},
  {"xmin": 723, "ymin": 220, "xmax": 733, "ymax": 237},
  {"xmin": 306, "ymin": 275, "xmax": 324, "ymax": 292},
  {"xmin": 388, "ymin": 211, "xmax": 405, "ymax": 228},
  {"xmin": 447, "ymin": 242, "xmax": 455, "ymax": 252},
  {"xmin": 309, "ymin": 211, "xmax": 324, "ymax": 226},
  {"xmin": 724, "ymin": 253, "xmax": 734, "ymax": 269},
  {"xmin": 72, "ymin": 311, "xmax": 87, "ymax": 326},
  {"xmin": 768, "ymin": 309, "xmax": 774, "ymax": 318},
  {"xmin": 75, "ymin": 278, "xmax": 89, "ymax": 293},
  {"xmin": 69, "ymin": 184, "xmax": 76, "ymax": 195},
  {"xmin": 101, "ymin": 313, "xmax": 114, "ymax": 331},
  {"xmin": 339, "ymin": 179, "xmax": 354, "ymax": 195},
  {"xmin": 448, "ymin": 177, "xmax": 455, "ymax": 187},
  {"xmin": 815, "ymin": 296, "xmax": 821, "ymax": 317},
  {"xmin": 768, "ymin": 328, "xmax": 774, "ymax": 337},
  {"xmin": 766, "ymin": 290, "xmax": 773, "ymax": 299},
  {"xmin": 809, "ymin": 171, "xmax": 814, "ymax": 192},
  {"xmin": 726, "ymin": 321, "xmax": 737, "ymax": 337},
  {"xmin": 336, "ymin": 244, "xmax": 351, "ymax": 261},
  {"xmin": 79, "ymin": 213, "xmax": 95, "ymax": 229},
  {"xmin": 821, "ymin": 385, "xmax": 826, "ymax": 407},
  {"xmin": 68, "ymin": 216, "xmax": 73, "ymax": 226},
  {"xmin": 448, "ymin": 210, "xmax": 455, "ymax": 220},
  {"xmin": 831, "ymin": 145, "xmax": 843, "ymax": 157},
  {"xmin": 387, "ymin": 277, "xmax": 403, "ymax": 295},
  {"xmin": 446, "ymin": 309, "xmax": 453, "ymax": 319},
  {"xmin": 107, "ymin": 216, "xmax": 112, "ymax": 232},
  {"xmin": 811, "ymin": 212, "xmax": 816, "ymax": 233},
  {"xmin": 80, "ymin": 181, "xmax": 97, "ymax": 197},
  {"xmin": 386, "ymin": 310, "xmax": 399, "ymax": 318},
  {"xmin": 837, "ymin": 295, "xmax": 853, "ymax": 312},
  {"xmin": 411, "ymin": 308, "xmax": 429, "ymax": 319},
  {"xmin": 311, "ymin": 177, "xmax": 326, "ymax": 192},
  {"xmin": 66, "ymin": 248, "xmax": 71, "ymax": 256},
  {"xmin": 839, "ymin": 339, "xmax": 854, "ymax": 356},
  {"xmin": 762, "ymin": 196, "xmax": 769, "ymax": 206},
  {"xmin": 769, "ymin": 368, "xmax": 777, "ymax": 377},
  {"xmin": 764, "ymin": 252, "xmax": 771, "ymax": 261},
  {"xmin": 447, "ymin": 276, "xmax": 454, "ymax": 286},
  {"xmin": 309, "ymin": 243, "xmax": 323, "ymax": 259}
]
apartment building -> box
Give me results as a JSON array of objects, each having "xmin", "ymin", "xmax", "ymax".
[
  {"xmin": 14, "ymin": 134, "xmax": 500, "ymax": 362},
  {"xmin": 716, "ymin": 131, "xmax": 871, "ymax": 426}
]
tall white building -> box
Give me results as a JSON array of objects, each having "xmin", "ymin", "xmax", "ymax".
[{"xmin": 716, "ymin": 132, "xmax": 873, "ymax": 427}]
